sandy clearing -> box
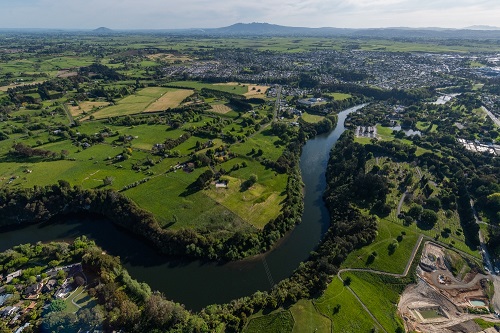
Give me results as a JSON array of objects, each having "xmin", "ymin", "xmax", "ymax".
[{"xmin": 144, "ymin": 89, "xmax": 194, "ymax": 112}]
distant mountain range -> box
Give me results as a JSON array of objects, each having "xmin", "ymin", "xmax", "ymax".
[
  {"xmin": 200, "ymin": 22, "xmax": 500, "ymax": 38},
  {"xmin": 2, "ymin": 23, "xmax": 500, "ymax": 38},
  {"xmin": 464, "ymin": 25, "xmax": 500, "ymax": 30}
]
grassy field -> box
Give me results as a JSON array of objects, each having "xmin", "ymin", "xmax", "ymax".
[
  {"xmin": 204, "ymin": 173, "xmax": 286, "ymax": 229},
  {"xmin": 144, "ymin": 89, "xmax": 194, "ymax": 112},
  {"xmin": 89, "ymin": 87, "xmax": 181, "ymax": 119},
  {"xmin": 340, "ymin": 272, "xmax": 405, "ymax": 333},
  {"xmin": 245, "ymin": 310, "xmax": 294, "ymax": 333},
  {"xmin": 315, "ymin": 276, "xmax": 378, "ymax": 333},
  {"xmin": 168, "ymin": 81, "xmax": 248, "ymax": 95},
  {"xmin": 69, "ymin": 101, "xmax": 109, "ymax": 117},
  {"xmin": 289, "ymin": 300, "xmax": 331, "ymax": 333},
  {"xmin": 125, "ymin": 170, "xmax": 254, "ymax": 233},
  {"xmin": 301, "ymin": 112, "xmax": 325, "ymax": 123},
  {"xmin": 210, "ymin": 104, "xmax": 234, "ymax": 114},
  {"xmin": 341, "ymin": 218, "xmax": 420, "ymax": 273},
  {"xmin": 326, "ymin": 92, "xmax": 352, "ymax": 101}
]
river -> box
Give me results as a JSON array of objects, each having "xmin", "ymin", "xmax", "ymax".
[{"xmin": 0, "ymin": 104, "xmax": 365, "ymax": 310}]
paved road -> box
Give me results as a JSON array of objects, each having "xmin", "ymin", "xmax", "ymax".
[{"xmin": 482, "ymin": 106, "xmax": 500, "ymax": 128}]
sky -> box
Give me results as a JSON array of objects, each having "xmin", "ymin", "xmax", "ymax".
[{"xmin": 0, "ymin": 0, "xmax": 499, "ymax": 29}]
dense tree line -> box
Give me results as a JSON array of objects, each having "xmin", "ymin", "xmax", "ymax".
[{"xmin": 79, "ymin": 63, "xmax": 124, "ymax": 81}]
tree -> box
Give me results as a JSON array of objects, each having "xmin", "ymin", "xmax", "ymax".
[
  {"xmin": 49, "ymin": 299, "xmax": 67, "ymax": 312},
  {"xmin": 103, "ymin": 176, "xmax": 114, "ymax": 186},
  {"xmin": 407, "ymin": 204, "xmax": 423, "ymax": 220},
  {"xmin": 193, "ymin": 169, "xmax": 214, "ymax": 189},
  {"xmin": 421, "ymin": 209, "xmax": 438, "ymax": 228}
]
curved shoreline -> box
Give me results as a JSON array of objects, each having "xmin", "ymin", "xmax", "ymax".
[{"xmin": 0, "ymin": 104, "xmax": 366, "ymax": 310}]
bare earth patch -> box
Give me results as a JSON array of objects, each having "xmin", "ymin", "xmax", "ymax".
[
  {"xmin": 68, "ymin": 101, "xmax": 109, "ymax": 117},
  {"xmin": 144, "ymin": 89, "xmax": 194, "ymax": 112},
  {"xmin": 244, "ymin": 85, "xmax": 269, "ymax": 98},
  {"xmin": 146, "ymin": 53, "xmax": 193, "ymax": 63},
  {"xmin": 213, "ymin": 82, "xmax": 269, "ymax": 98},
  {"xmin": 210, "ymin": 104, "xmax": 233, "ymax": 114}
]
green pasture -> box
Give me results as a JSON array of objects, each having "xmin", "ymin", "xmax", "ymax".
[
  {"xmin": 326, "ymin": 92, "xmax": 352, "ymax": 101},
  {"xmin": 230, "ymin": 131, "xmax": 285, "ymax": 161},
  {"xmin": 289, "ymin": 300, "xmax": 331, "ymax": 333},
  {"xmin": 340, "ymin": 272, "xmax": 404, "ymax": 332},
  {"xmin": 301, "ymin": 112, "xmax": 325, "ymax": 124},
  {"xmin": 125, "ymin": 171, "xmax": 255, "ymax": 234},
  {"xmin": 315, "ymin": 276, "xmax": 378, "ymax": 333},
  {"xmin": 90, "ymin": 87, "xmax": 176, "ymax": 119},
  {"xmin": 168, "ymin": 81, "xmax": 248, "ymax": 95},
  {"xmin": 341, "ymin": 218, "xmax": 419, "ymax": 273},
  {"xmin": 245, "ymin": 310, "xmax": 294, "ymax": 333}
]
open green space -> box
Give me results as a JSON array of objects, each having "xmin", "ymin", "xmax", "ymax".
[
  {"xmin": 63, "ymin": 286, "xmax": 97, "ymax": 314},
  {"xmin": 89, "ymin": 87, "xmax": 178, "ymax": 119},
  {"xmin": 168, "ymin": 81, "xmax": 248, "ymax": 95},
  {"xmin": 341, "ymin": 218, "xmax": 419, "ymax": 273},
  {"xmin": 315, "ymin": 276, "xmax": 378, "ymax": 333},
  {"xmin": 326, "ymin": 92, "xmax": 352, "ymax": 101},
  {"xmin": 301, "ymin": 112, "xmax": 325, "ymax": 124},
  {"xmin": 340, "ymin": 272, "xmax": 404, "ymax": 333},
  {"xmin": 245, "ymin": 310, "xmax": 294, "ymax": 333},
  {"xmin": 290, "ymin": 300, "xmax": 331, "ymax": 333}
]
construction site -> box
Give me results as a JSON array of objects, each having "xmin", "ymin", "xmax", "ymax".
[{"xmin": 399, "ymin": 242, "xmax": 500, "ymax": 333}]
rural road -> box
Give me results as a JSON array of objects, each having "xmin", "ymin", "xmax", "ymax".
[{"xmin": 482, "ymin": 106, "xmax": 500, "ymax": 128}]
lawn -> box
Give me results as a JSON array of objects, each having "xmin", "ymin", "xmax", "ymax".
[
  {"xmin": 289, "ymin": 300, "xmax": 331, "ymax": 333},
  {"xmin": 315, "ymin": 276, "xmax": 379, "ymax": 333},
  {"xmin": 245, "ymin": 310, "xmax": 294, "ymax": 333},
  {"xmin": 340, "ymin": 272, "xmax": 405, "ymax": 333},
  {"xmin": 63, "ymin": 286, "xmax": 97, "ymax": 313}
]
